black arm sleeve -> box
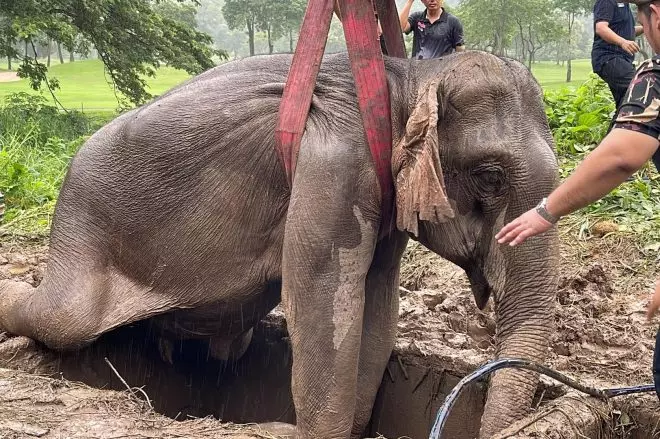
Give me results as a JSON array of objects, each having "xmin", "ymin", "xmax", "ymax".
[{"xmin": 594, "ymin": 0, "xmax": 615, "ymax": 25}]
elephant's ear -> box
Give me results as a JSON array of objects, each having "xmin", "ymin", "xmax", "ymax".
[{"xmin": 392, "ymin": 79, "xmax": 455, "ymax": 237}]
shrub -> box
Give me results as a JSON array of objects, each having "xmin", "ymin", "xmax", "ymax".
[
  {"xmin": 544, "ymin": 74, "xmax": 616, "ymax": 156},
  {"xmin": 0, "ymin": 93, "xmax": 106, "ymax": 235},
  {"xmin": 545, "ymin": 76, "xmax": 660, "ymax": 251}
]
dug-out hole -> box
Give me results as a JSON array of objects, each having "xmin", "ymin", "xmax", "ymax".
[{"xmin": 47, "ymin": 314, "xmax": 487, "ymax": 439}]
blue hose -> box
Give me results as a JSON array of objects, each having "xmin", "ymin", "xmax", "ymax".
[{"xmin": 429, "ymin": 358, "xmax": 655, "ymax": 439}]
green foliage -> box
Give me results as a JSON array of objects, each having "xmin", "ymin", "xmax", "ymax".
[
  {"xmin": 1, "ymin": 0, "xmax": 225, "ymax": 106},
  {"xmin": 544, "ymin": 74, "xmax": 615, "ymax": 155},
  {"xmin": 153, "ymin": 0, "xmax": 198, "ymax": 28},
  {"xmin": 222, "ymin": 0, "xmax": 306, "ymax": 55},
  {"xmin": 0, "ymin": 93, "xmax": 105, "ymax": 235},
  {"xmin": 455, "ymin": 0, "xmax": 516, "ymax": 54},
  {"xmin": 545, "ymin": 77, "xmax": 660, "ymax": 251}
]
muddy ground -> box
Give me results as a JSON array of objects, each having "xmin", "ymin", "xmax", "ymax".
[
  {"xmin": 0, "ymin": 225, "xmax": 659, "ymax": 438},
  {"xmin": 397, "ymin": 226, "xmax": 658, "ymax": 391}
]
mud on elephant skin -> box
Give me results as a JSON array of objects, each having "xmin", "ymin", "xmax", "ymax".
[{"xmin": 0, "ymin": 51, "xmax": 558, "ymax": 438}]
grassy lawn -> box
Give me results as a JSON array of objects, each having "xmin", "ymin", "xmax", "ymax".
[
  {"xmin": 0, "ymin": 57, "xmax": 593, "ymax": 117},
  {"xmin": 0, "ymin": 59, "xmax": 192, "ymax": 114},
  {"xmin": 530, "ymin": 59, "xmax": 593, "ymax": 91}
]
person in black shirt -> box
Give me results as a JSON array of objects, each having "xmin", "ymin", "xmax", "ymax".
[
  {"xmin": 592, "ymin": 0, "xmax": 644, "ymax": 108},
  {"xmin": 398, "ymin": 0, "xmax": 464, "ymax": 60}
]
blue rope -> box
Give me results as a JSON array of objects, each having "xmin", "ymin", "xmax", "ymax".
[{"xmin": 429, "ymin": 358, "xmax": 655, "ymax": 439}]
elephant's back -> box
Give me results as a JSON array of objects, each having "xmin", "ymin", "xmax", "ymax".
[
  {"xmin": 50, "ymin": 56, "xmax": 310, "ymax": 295},
  {"xmin": 65, "ymin": 55, "xmax": 300, "ymax": 217}
]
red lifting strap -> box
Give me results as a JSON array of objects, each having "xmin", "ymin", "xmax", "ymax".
[
  {"xmin": 274, "ymin": 0, "xmax": 334, "ymax": 184},
  {"xmin": 338, "ymin": 0, "xmax": 395, "ymax": 237},
  {"xmin": 275, "ymin": 0, "xmax": 398, "ymax": 238},
  {"xmin": 374, "ymin": 0, "xmax": 406, "ymax": 58}
]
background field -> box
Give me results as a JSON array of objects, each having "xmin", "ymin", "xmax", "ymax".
[{"xmin": 0, "ymin": 58, "xmax": 595, "ymax": 114}]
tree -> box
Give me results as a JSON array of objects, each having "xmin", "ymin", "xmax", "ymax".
[
  {"xmin": 512, "ymin": 0, "xmax": 561, "ymax": 69},
  {"xmin": 554, "ymin": 0, "xmax": 592, "ymax": 82},
  {"xmin": 56, "ymin": 41, "xmax": 64, "ymax": 64},
  {"xmin": 282, "ymin": 0, "xmax": 306, "ymax": 53},
  {"xmin": 0, "ymin": 13, "xmax": 16, "ymax": 70},
  {"xmin": 196, "ymin": 0, "xmax": 247, "ymax": 58},
  {"xmin": 223, "ymin": 0, "xmax": 306, "ymax": 56},
  {"xmin": 255, "ymin": 0, "xmax": 283, "ymax": 54},
  {"xmin": 456, "ymin": 0, "xmax": 517, "ymax": 55},
  {"xmin": 223, "ymin": 0, "xmax": 259, "ymax": 56},
  {"xmin": 0, "ymin": 0, "xmax": 225, "ymax": 106},
  {"xmin": 153, "ymin": 0, "xmax": 198, "ymax": 28}
]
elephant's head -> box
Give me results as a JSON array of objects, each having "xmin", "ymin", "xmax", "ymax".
[{"xmin": 392, "ymin": 52, "xmax": 559, "ymax": 437}]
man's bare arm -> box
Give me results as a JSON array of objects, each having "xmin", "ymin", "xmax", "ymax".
[
  {"xmin": 399, "ymin": 0, "xmax": 414, "ymax": 33},
  {"xmin": 546, "ymin": 129, "xmax": 658, "ymax": 217},
  {"xmin": 636, "ymin": 25, "xmax": 644, "ymax": 37},
  {"xmin": 496, "ymin": 129, "xmax": 659, "ymax": 246},
  {"xmin": 596, "ymin": 21, "xmax": 640, "ymax": 54}
]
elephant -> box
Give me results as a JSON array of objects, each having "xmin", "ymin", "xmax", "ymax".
[{"xmin": 0, "ymin": 50, "xmax": 558, "ymax": 439}]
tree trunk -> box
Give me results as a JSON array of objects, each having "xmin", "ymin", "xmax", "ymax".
[
  {"xmin": 24, "ymin": 40, "xmax": 28, "ymax": 58},
  {"xmin": 57, "ymin": 42, "xmax": 64, "ymax": 64},
  {"xmin": 267, "ymin": 25, "xmax": 274, "ymax": 55},
  {"xmin": 70, "ymin": 49, "xmax": 74, "ymax": 63},
  {"xmin": 47, "ymin": 39, "xmax": 52, "ymax": 67},
  {"xmin": 247, "ymin": 19, "xmax": 255, "ymax": 56},
  {"xmin": 32, "ymin": 43, "xmax": 38, "ymax": 58},
  {"xmin": 566, "ymin": 13, "xmax": 574, "ymax": 83},
  {"xmin": 289, "ymin": 28, "xmax": 294, "ymax": 53}
]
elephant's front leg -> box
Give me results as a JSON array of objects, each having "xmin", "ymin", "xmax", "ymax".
[
  {"xmin": 350, "ymin": 233, "xmax": 408, "ymax": 439},
  {"xmin": 281, "ymin": 140, "xmax": 379, "ymax": 439}
]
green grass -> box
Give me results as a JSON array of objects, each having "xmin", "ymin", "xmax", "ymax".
[
  {"xmin": 531, "ymin": 59, "xmax": 593, "ymax": 91},
  {"xmin": 0, "ymin": 59, "xmax": 192, "ymax": 114}
]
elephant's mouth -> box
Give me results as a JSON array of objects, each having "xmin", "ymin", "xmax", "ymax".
[{"xmin": 467, "ymin": 266, "xmax": 492, "ymax": 310}]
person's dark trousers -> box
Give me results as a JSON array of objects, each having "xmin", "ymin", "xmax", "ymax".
[
  {"xmin": 599, "ymin": 57, "xmax": 636, "ymax": 132},
  {"xmin": 599, "ymin": 56, "xmax": 636, "ymax": 108},
  {"xmin": 654, "ymin": 327, "xmax": 660, "ymax": 401}
]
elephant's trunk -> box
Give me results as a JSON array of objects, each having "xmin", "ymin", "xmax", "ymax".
[{"xmin": 478, "ymin": 232, "xmax": 558, "ymax": 438}]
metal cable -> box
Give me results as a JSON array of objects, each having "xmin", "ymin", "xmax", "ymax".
[{"xmin": 429, "ymin": 358, "xmax": 655, "ymax": 439}]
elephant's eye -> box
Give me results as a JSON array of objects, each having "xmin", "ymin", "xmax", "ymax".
[{"xmin": 472, "ymin": 164, "xmax": 507, "ymax": 196}]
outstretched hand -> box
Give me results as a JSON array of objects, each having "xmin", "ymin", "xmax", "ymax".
[{"xmin": 495, "ymin": 208, "xmax": 553, "ymax": 246}]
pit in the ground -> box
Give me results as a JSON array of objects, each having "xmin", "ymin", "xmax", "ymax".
[{"xmin": 46, "ymin": 315, "xmax": 486, "ymax": 439}]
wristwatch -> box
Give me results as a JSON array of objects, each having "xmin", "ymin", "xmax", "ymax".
[{"xmin": 535, "ymin": 197, "xmax": 559, "ymax": 224}]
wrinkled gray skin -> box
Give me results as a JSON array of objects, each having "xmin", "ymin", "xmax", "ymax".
[{"xmin": 0, "ymin": 51, "xmax": 558, "ymax": 438}]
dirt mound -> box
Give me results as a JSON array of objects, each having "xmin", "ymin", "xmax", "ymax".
[
  {"xmin": 0, "ymin": 366, "xmax": 273, "ymax": 438},
  {"xmin": 397, "ymin": 238, "xmax": 658, "ymax": 390},
  {"xmin": 0, "ymin": 239, "xmax": 48, "ymax": 286}
]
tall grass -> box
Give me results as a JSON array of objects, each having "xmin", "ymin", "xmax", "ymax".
[{"xmin": 0, "ymin": 93, "xmax": 110, "ymax": 235}]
